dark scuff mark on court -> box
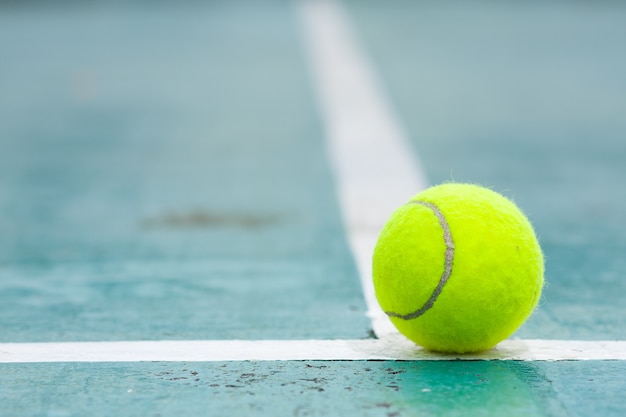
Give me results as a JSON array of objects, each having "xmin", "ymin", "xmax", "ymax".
[{"xmin": 140, "ymin": 210, "xmax": 284, "ymax": 230}]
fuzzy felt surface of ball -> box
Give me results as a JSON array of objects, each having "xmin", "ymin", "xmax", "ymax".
[{"xmin": 372, "ymin": 183, "xmax": 544, "ymax": 353}]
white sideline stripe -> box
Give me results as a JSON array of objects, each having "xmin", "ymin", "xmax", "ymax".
[
  {"xmin": 1, "ymin": 339, "xmax": 625, "ymax": 363},
  {"xmin": 298, "ymin": 0, "xmax": 427, "ymax": 338}
]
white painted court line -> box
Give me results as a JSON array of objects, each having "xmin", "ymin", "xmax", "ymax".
[
  {"xmin": 298, "ymin": 0, "xmax": 427, "ymax": 338},
  {"xmin": 1, "ymin": 339, "xmax": 625, "ymax": 363}
]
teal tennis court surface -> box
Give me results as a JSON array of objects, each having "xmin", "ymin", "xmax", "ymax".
[{"xmin": 1, "ymin": 0, "xmax": 626, "ymax": 415}]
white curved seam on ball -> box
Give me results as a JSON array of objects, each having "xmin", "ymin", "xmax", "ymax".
[{"xmin": 385, "ymin": 200, "xmax": 455, "ymax": 320}]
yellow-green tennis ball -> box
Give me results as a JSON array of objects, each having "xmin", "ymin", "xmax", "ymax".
[{"xmin": 372, "ymin": 183, "xmax": 544, "ymax": 354}]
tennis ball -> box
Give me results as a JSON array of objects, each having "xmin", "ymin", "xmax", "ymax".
[{"xmin": 372, "ymin": 183, "xmax": 544, "ymax": 353}]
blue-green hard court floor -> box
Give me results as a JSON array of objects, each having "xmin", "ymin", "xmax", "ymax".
[
  {"xmin": 3, "ymin": 361, "xmax": 626, "ymax": 416},
  {"xmin": 1, "ymin": 1, "xmax": 626, "ymax": 416}
]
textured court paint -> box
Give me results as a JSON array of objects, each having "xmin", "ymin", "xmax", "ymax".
[
  {"xmin": 344, "ymin": 0, "xmax": 626, "ymax": 341},
  {"xmin": 0, "ymin": 3, "xmax": 370, "ymax": 342},
  {"xmin": 3, "ymin": 361, "xmax": 625, "ymax": 417}
]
